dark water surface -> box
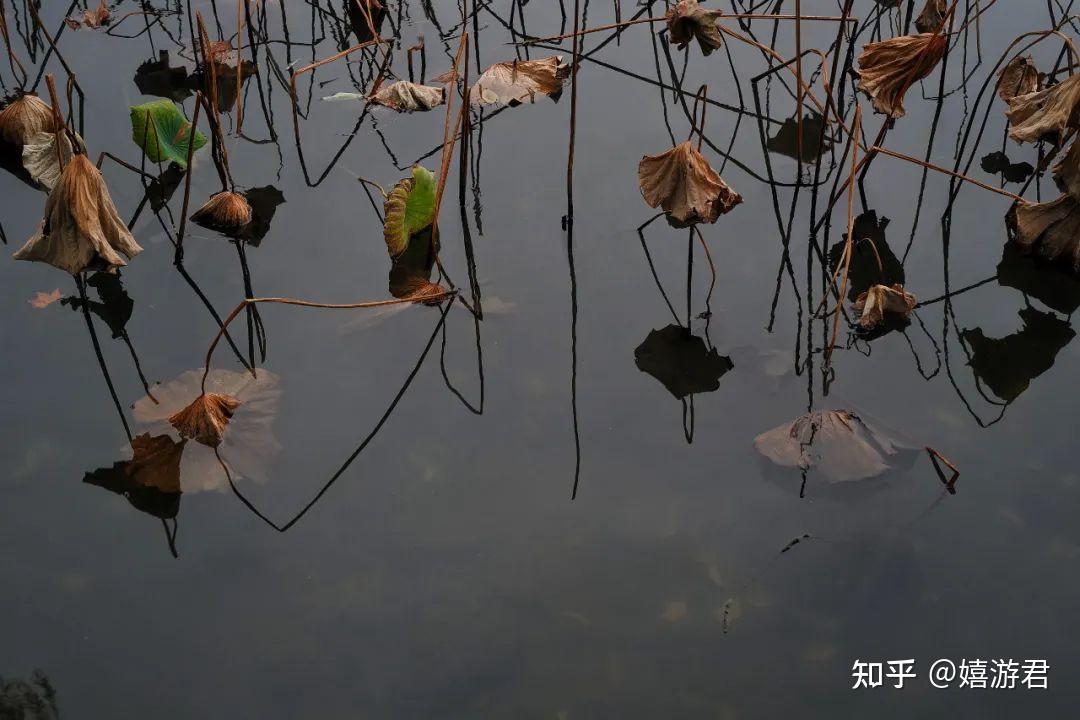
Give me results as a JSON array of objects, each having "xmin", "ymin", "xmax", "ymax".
[{"xmin": 2, "ymin": 1, "xmax": 1079, "ymax": 717}]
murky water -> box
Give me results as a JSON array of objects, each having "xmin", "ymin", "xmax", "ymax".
[{"xmin": 2, "ymin": 1, "xmax": 1079, "ymax": 717}]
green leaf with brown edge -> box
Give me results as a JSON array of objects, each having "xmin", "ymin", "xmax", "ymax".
[
  {"xmin": 129, "ymin": 99, "xmax": 207, "ymax": 168},
  {"xmin": 382, "ymin": 165, "xmax": 436, "ymax": 258}
]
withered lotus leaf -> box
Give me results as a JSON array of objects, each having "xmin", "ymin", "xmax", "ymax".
[
  {"xmin": 754, "ymin": 410, "xmax": 913, "ymax": 483},
  {"xmin": 853, "ymin": 283, "xmax": 917, "ymax": 329},
  {"xmin": 1052, "ymin": 138, "xmax": 1080, "ymax": 201},
  {"xmin": 666, "ymin": 0, "xmax": 724, "ymax": 56},
  {"xmin": 1007, "ymin": 195, "xmax": 1080, "ymax": 273},
  {"xmin": 390, "ymin": 274, "xmax": 449, "ymax": 305},
  {"xmin": 1006, "ymin": 73, "xmax": 1080, "ymax": 144},
  {"xmin": 169, "ymin": 392, "xmax": 241, "ymax": 448},
  {"xmin": 855, "ymin": 33, "xmax": 947, "ymax": 118},
  {"xmin": 371, "ymin": 81, "xmax": 446, "ymax": 112},
  {"xmin": 191, "ymin": 190, "xmax": 253, "ymax": 234},
  {"xmin": 914, "ymin": 0, "xmax": 948, "ymax": 34},
  {"xmin": 469, "ymin": 56, "xmax": 570, "ymax": 106},
  {"xmin": 0, "ymin": 94, "xmax": 55, "ymax": 149},
  {"xmin": 22, "ymin": 130, "xmax": 81, "ymax": 191},
  {"xmin": 996, "ymin": 55, "xmax": 1040, "ymax": 103},
  {"xmin": 638, "ymin": 141, "xmax": 742, "ymax": 226},
  {"xmin": 13, "ymin": 154, "xmax": 143, "ymax": 275}
]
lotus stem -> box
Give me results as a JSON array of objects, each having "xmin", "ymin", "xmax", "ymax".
[
  {"xmin": 869, "ymin": 146, "xmax": 1025, "ymax": 203},
  {"xmin": 200, "ymin": 292, "xmax": 457, "ymax": 394},
  {"xmin": 827, "ymin": 105, "xmax": 861, "ymax": 364}
]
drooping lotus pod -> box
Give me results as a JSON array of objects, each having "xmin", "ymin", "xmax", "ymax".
[
  {"xmin": 855, "ymin": 32, "xmax": 948, "ymax": 118},
  {"xmin": 666, "ymin": 0, "xmax": 724, "ymax": 56},
  {"xmin": 191, "ymin": 190, "xmax": 253, "ymax": 234},
  {"xmin": 638, "ymin": 141, "xmax": 742, "ymax": 226},
  {"xmin": 13, "ymin": 154, "xmax": 143, "ymax": 275},
  {"xmin": 1005, "ymin": 73, "xmax": 1080, "ymax": 144}
]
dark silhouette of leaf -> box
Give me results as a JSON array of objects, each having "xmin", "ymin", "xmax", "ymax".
[
  {"xmin": 981, "ymin": 151, "xmax": 1034, "ymax": 184},
  {"xmin": 997, "ymin": 242, "xmax": 1080, "ymax": 314},
  {"xmin": 962, "ymin": 307, "xmax": 1075, "ymax": 402},
  {"xmin": 766, "ymin": 111, "xmax": 832, "ymax": 162},
  {"xmin": 83, "ymin": 434, "xmax": 186, "ymax": 519},
  {"xmin": 634, "ymin": 325, "xmax": 733, "ymax": 399},
  {"xmin": 828, "ymin": 210, "xmax": 904, "ymax": 302},
  {"xmin": 134, "ymin": 51, "xmax": 192, "ymax": 102}
]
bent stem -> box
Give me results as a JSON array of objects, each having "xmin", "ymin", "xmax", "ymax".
[{"xmin": 199, "ymin": 292, "xmax": 457, "ymax": 393}]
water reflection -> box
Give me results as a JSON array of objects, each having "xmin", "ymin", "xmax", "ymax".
[{"xmin": 0, "ymin": 670, "xmax": 59, "ymax": 720}]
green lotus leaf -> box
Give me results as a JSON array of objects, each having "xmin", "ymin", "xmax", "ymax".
[
  {"xmin": 382, "ymin": 165, "xmax": 436, "ymax": 257},
  {"xmin": 129, "ymin": 99, "xmax": 207, "ymax": 168}
]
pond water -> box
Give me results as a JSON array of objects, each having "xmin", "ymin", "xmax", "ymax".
[{"xmin": 2, "ymin": 1, "xmax": 1079, "ymax": 717}]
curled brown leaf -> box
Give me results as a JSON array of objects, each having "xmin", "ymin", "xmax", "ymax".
[
  {"xmin": 1006, "ymin": 74, "xmax": 1080, "ymax": 144},
  {"xmin": 855, "ymin": 33, "xmax": 947, "ymax": 118},
  {"xmin": 638, "ymin": 141, "xmax": 742, "ymax": 226},
  {"xmin": 853, "ymin": 283, "xmax": 917, "ymax": 329},
  {"xmin": 666, "ymin": 0, "xmax": 724, "ymax": 57},
  {"xmin": 169, "ymin": 393, "xmax": 242, "ymax": 448}
]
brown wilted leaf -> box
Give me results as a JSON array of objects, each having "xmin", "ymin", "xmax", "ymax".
[
  {"xmin": 666, "ymin": 0, "xmax": 724, "ymax": 57},
  {"xmin": 996, "ymin": 55, "xmax": 1040, "ymax": 103},
  {"xmin": 638, "ymin": 141, "xmax": 742, "ymax": 226},
  {"xmin": 390, "ymin": 273, "xmax": 449, "ymax": 305},
  {"xmin": 1005, "ymin": 73, "xmax": 1080, "ymax": 144},
  {"xmin": 65, "ymin": 0, "xmax": 110, "ymax": 30},
  {"xmin": 1007, "ymin": 195, "xmax": 1080, "ymax": 273},
  {"xmin": 370, "ymin": 81, "xmax": 446, "ymax": 112},
  {"xmin": 853, "ymin": 284, "xmax": 917, "ymax": 329},
  {"xmin": 754, "ymin": 410, "xmax": 915, "ymax": 484},
  {"xmin": 135, "ymin": 368, "xmax": 282, "ymax": 491},
  {"xmin": 13, "ymin": 154, "xmax": 143, "ymax": 275},
  {"xmin": 855, "ymin": 33, "xmax": 948, "ymax": 118},
  {"xmin": 1053, "ymin": 138, "xmax": 1080, "ymax": 201},
  {"xmin": 468, "ymin": 56, "xmax": 570, "ymax": 106},
  {"xmin": 28, "ymin": 289, "xmax": 63, "ymax": 308},
  {"xmin": 914, "ymin": 0, "xmax": 948, "ymax": 34},
  {"xmin": 191, "ymin": 190, "xmax": 253, "ymax": 234},
  {"xmin": 0, "ymin": 94, "xmax": 55, "ymax": 150},
  {"xmin": 22, "ymin": 130, "xmax": 81, "ymax": 191},
  {"xmin": 169, "ymin": 392, "xmax": 241, "ymax": 448}
]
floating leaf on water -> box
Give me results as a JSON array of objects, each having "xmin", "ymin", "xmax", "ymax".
[
  {"xmin": 134, "ymin": 51, "xmax": 192, "ymax": 102},
  {"xmin": 28, "ymin": 289, "xmax": 63, "ymax": 308},
  {"xmin": 996, "ymin": 55, "xmax": 1040, "ymax": 103},
  {"xmin": 962, "ymin": 307, "xmax": 1075, "ymax": 402},
  {"xmin": 83, "ymin": 433, "xmax": 185, "ymax": 519},
  {"xmin": 13, "ymin": 155, "xmax": 143, "ymax": 275},
  {"xmin": 370, "ymin": 81, "xmax": 446, "ymax": 112},
  {"xmin": 1007, "ymin": 195, "xmax": 1080, "ymax": 273},
  {"xmin": 64, "ymin": 0, "xmax": 110, "ymax": 30},
  {"xmin": 754, "ymin": 410, "xmax": 915, "ymax": 484},
  {"xmin": 638, "ymin": 141, "xmax": 742, "ymax": 226},
  {"xmin": 467, "ymin": 56, "xmax": 570, "ymax": 106},
  {"xmin": 129, "ymin": 99, "xmax": 207, "ymax": 168},
  {"xmin": 997, "ymin": 242, "xmax": 1080, "ymax": 315},
  {"xmin": 134, "ymin": 369, "xmax": 282, "ymax": 489},
  {"xmin": 191, "ymin": 190, "xmax": 253, "ymax": 234},
  {"xmin": 853, "ymin": 284, "xmax": 917, "ymax": 329},
  {"xmin": 21, "ymin": 130, "xmax": 83, "ymax": 191},
  {"xmin": 666, "ymin": 0, "xmax": 723, "ymax": 56},
  {"xmin": 0, "ymin": 93, "xmax": 55, "ymax": 151},
  {"xmin": 855, "ymin": 33, "xmax": 947, "ymax": 118},
  {"xmin": 383, "ymin": 165, "xmax": 436, "ymax": 257},
  {"xmin": 634, "ymin": 325, "xmax": 733, "ymax": 399},
  {"xmin": 1005, "ymin": 74, "xmax": 1080, "ymax": 144},
  {"xmin": 766, "ymin": 111, "xmax": 832, "ymax": 162},
  {"xmin": 980, "ymin": 151, "xmax": 1034, "ymax": 184},
  {"xmin": 914, "ymin": 0, "xmax": 948, "ymax": 34}
]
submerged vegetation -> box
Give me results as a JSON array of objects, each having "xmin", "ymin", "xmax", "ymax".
[{"xmin": 3, "ymin": 0, "xmax": 1079, "ymax": 556}]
